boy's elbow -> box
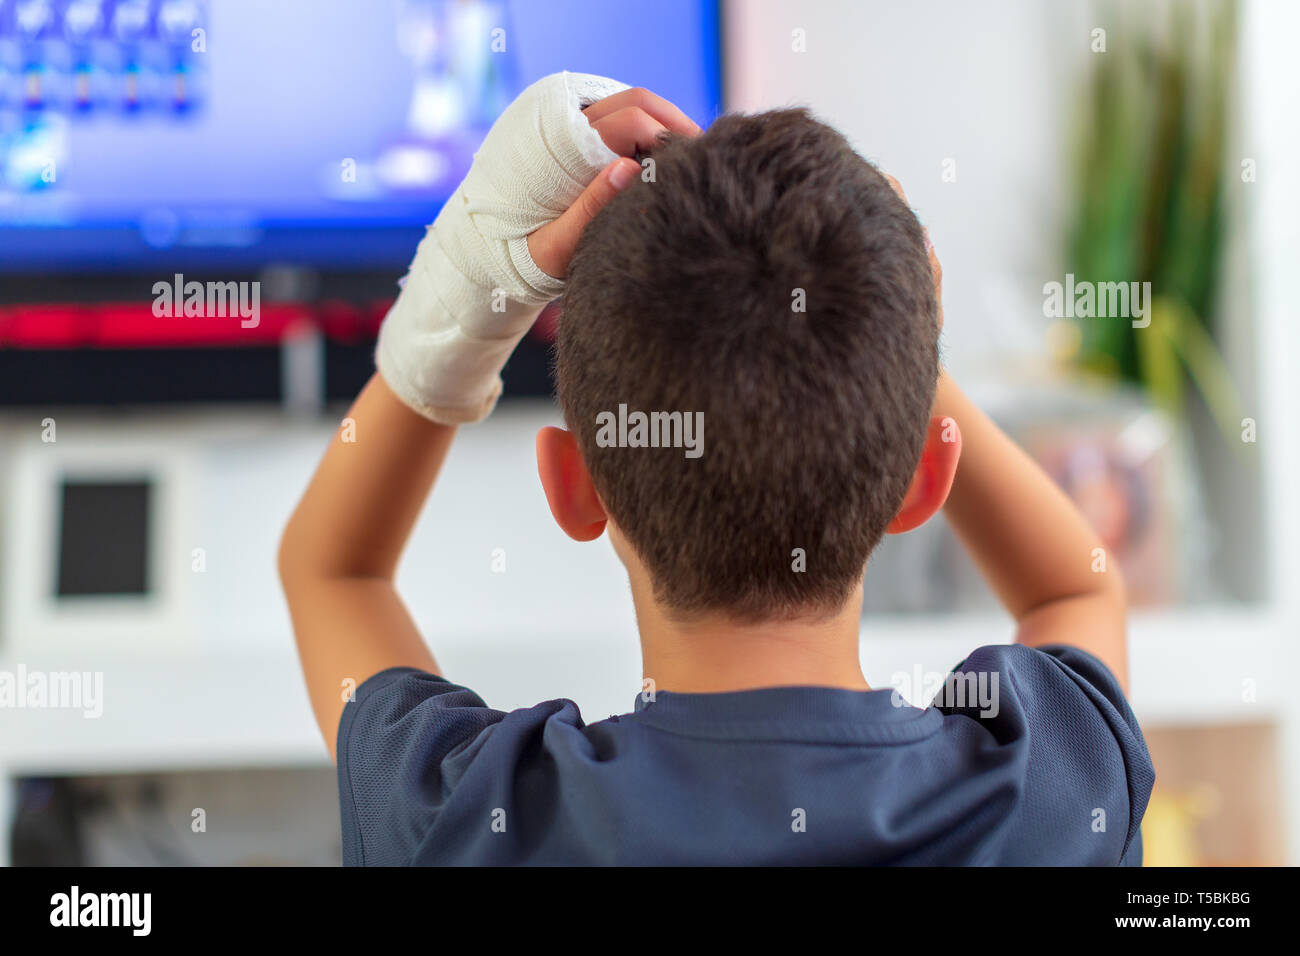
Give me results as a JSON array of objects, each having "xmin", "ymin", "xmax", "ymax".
[
  {"xmin": 1014, "ymin": 559, "xmax": 1128, "ymax": 624},
  {"xmin": 1099, "ymin": 556, "xmax": 1128, "ymax": 614},
  {"xmin": 277, "ymin": 516, "xmax": 308, "ymax": 591}
]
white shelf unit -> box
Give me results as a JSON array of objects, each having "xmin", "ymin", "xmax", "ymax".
[
  {"xmin": 0, "ymin": 605, "xmax": 1285, "ymax": 777},
  {"xmin": 1, "ymin": 393, "xmax": 1296, "ymax": 865}
]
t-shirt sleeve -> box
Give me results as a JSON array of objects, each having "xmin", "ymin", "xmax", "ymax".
[
  {"xmin": 336, "ymin": 667, "xmax": 509, "ymax": 866},
  {"xmin": 935, "ymin": 643, "xmax": 1155, "ymax": 865}
]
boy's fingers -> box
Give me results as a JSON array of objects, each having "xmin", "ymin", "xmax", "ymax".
[
  {"xmin": 590, "ymin": 107, "xmax": 670, "ymax": 159},
  {"xmin": 567, "ymin": 157, "xmax": 639, "ymax": 231},
  {"xmin": 528, "ymin": 158, "xmax": 639, "ymax": 278},
  {"xmin": 583, "ymin": 86, "xmax": 701, "ymax": 136}
]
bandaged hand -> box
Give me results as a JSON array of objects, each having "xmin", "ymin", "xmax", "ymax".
[{"xmin": 377, "ymin": 72, "xmax": 700, "ymax": 425}]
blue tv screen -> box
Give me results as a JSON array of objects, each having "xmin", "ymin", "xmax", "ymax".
[{"xmin": 0, "ymin": 0, "xmax": 722, "ymax": 274}]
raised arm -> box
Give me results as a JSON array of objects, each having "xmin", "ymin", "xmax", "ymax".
[
  {"xmin": 882, "ymin": 173, "xmax": 1128, "ymax": 689},
  {"xmin": 278, "ymin": 376, "xmax": 453, "ymax": 760},
  {"xmin": 933, "ymin": 372, "xmax": 1129, "ymax": 689}
]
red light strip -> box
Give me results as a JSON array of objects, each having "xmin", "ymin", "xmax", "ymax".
[{"xmin": 0, "ymin": 300, "xmax": 393, "ymax": 349}]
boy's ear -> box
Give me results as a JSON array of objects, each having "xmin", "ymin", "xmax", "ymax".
[
  {"xmin": 886, "ymin": 415, "xmax": 962, "ymax": 535},
  {"xmin": 536, "ymin": 426, "xmax": 608, "ymax": 542}
]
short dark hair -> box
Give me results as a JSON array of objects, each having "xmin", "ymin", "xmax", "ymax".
[{"xmin": 556, "ymin": 108, "xmax": 939, "ymax": 621}]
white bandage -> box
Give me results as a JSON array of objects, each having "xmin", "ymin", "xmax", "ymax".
[{"xmin": 376, "ymin": 71, "xmax": 629, "ymax": 424}]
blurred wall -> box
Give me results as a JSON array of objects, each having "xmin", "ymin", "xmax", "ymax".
[{"xmin": 724, "ymin": 0, "xmax": 1079, "ymax": 374}]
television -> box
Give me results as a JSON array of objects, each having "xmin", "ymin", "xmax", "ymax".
[
  {"xmin": 0, "ymin": 0, "xmax": 723, "ymax": 274},
  {"xmin": 0, "ymin": 0, "xmax": 723, "ymax": 404}
]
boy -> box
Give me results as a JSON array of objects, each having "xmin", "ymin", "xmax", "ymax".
[{"xmin": 278, "ymin": 73, "xmax": 1154, "ymax": 865}]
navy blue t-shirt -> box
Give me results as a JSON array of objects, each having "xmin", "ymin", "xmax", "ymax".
[{"xmin": 337, "ymin": 643, "xmax": 1154, "ymax": 865}]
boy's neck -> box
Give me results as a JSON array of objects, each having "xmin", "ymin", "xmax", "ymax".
[{"xmin": 634, "ymin": 590, "xmax": 871, "ymax": 694}]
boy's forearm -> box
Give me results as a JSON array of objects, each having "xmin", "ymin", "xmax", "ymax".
[
  {"xmin": 934, "ymin": 370, "xmax": 1125, "ymax": 620},
  {"xmin": 279, "ymin": 374, "xmax": 456, "ymax": 584}
]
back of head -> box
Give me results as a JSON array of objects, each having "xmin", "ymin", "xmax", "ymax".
[{"xmin": 557, "ymin": 108, "xmax": 939, "ymax": 622}]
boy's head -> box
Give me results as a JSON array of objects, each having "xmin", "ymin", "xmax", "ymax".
[{"xmin": 541, "ymin": 108, "xmax": 945, "ymax": 623}]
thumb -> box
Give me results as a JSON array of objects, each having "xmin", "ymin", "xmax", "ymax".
[{"xmin": 528, "ymin": 157, "xmax": 639, "ymax": 278}]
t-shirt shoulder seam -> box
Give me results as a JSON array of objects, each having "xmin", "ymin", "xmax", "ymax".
[{"xmin": 627, "ymin": 715, "xmax": 940, "ymax": 746}]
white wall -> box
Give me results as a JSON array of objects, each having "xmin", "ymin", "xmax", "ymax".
[{"xmin": 1241, "ymin": 0, "xmax": 1300, "ymax": 864}]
